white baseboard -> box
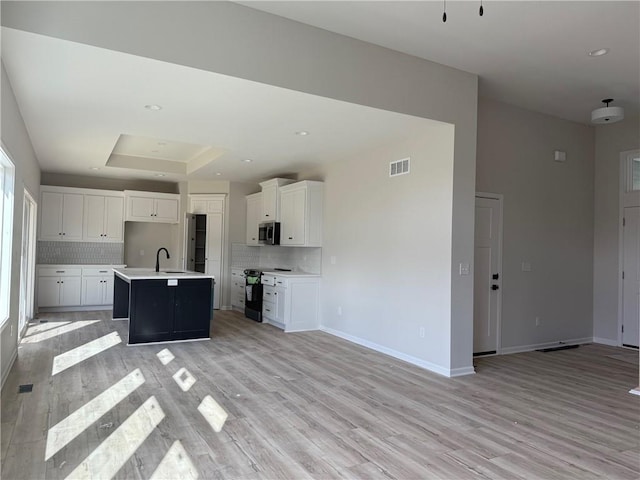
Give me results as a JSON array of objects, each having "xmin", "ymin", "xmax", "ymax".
[
  {"xmin": 501, "ymin": 337, "xmax": 593, "ymax": 355},
  {"xmin": 1, "ymin": 348, "xmax": 18, "ymax": 391},
  {"xmin": 320, "ymin": 326, "xmax": 474, "ymax": 378},
  {"xmin": 593, "ymin": 336, "xmax": 619, "ymax": 347},
  {"xmin": 38, "ymin": 305, "xmax": 113, "ymax": 313},
  {"xmin": 220, "ymin": 305, "xmax": 233, "ymax": 311}
]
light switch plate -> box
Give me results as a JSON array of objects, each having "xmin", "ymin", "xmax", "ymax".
[
  {"xmin": 459, "ymin": 263, "xmax": 470, "ymax": 276},
  {"xmin": 521, "ymin": 262, "xmax": 532, "ymax": 272}
]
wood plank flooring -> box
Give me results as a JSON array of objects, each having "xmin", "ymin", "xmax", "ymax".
[{"xmin": 1, "ymin": 310, "xmax": 638, "ymax": 479}]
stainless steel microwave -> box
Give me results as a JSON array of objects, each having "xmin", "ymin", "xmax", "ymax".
[{"xmin": 258, "ymin": 221, "xmax": 280, "ymax": 245}]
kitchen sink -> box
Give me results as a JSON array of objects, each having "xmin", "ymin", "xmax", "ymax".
[{"xmin": 161, "ymin": 270, "xmax": 186, "ymax": 274}]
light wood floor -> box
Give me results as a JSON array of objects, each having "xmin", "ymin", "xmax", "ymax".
[{"xmin": 1, "ymin": 310, "xmax": 639, "ymax": 479}]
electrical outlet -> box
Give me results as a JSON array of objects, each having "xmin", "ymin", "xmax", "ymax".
[
  {"xmin": 459, "ymin": 263, "xmax": 470, "ymax": 276},
  {"xmin": 337, "ymin": 306, "xmax": 342, "ymax": 316},
  {"xmin": 535, "ymin": 317, "xmax": 540, "ymax": 327},
  {"xmin": 140, "ymin": 249, "xmax": 145, "ymax": 256},
  {"xmin": 330, "ymin": 256, "xmax": 337, "ymax": 265},
  {"xmin": 419, "ymin": 327, "xmax": 425, "ymax": 338}
]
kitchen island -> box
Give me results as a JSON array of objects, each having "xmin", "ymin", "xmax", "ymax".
[{"xmin": 113, "ymin": 268, "xmax": 214, "ymax": 345}]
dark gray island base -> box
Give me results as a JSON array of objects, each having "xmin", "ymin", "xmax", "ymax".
[{"xmin": 113, "ymin": 268, "xmax": 214, "ymax": 345}]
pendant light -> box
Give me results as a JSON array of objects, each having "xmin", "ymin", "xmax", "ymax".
[{"xmin": 441, "ymin": 0, "xmax": 485, "ymax": 22}]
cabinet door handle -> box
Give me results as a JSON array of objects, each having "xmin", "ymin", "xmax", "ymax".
[
  {"xmin": 99, "ymin": 270, "xmax": 108, "ymax": 273},
  {"xmin": 60, "ymin": 281, "xmax": 64, "ymax": 284},
  {"xmin": 265, "ymin": 308, "xmax": 271, "ymax": 312},
  {"xmin": 288, "ymin": 237, "xmax": 293, "ymax": 240},
  {"xmin": 265, "ymin": 214, "xmax": 269, "ymax": 217},
  {"xmin": 62, "ymin": 232, "xmax": 66, "ymax": 235},
  {"xmin": 56, "ymin": 270, "xmax": 65, "ymax": 273}
]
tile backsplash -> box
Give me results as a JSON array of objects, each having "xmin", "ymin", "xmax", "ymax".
[
  {"xmin": 37, "ymin": 241, "xmax": 124, "ymax": 265},
  {"xmin": 231, "ymin": 243, "xmax": 322, "ymax": 274}
]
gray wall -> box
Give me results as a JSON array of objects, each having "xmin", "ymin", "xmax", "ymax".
[
  {"xmin": 3, "ymin": 1, "xmax": 479, "ymax": 374},
  {"xmin": 476, "ymin": 97, "xmax": 595, "ymax": 350},
  {"xmin": 41, "ymin": 172, "xmax": 178, "ymax": 193},
  {"xmin": 0, "ymin": 62, "xmax": 41, "ymax": 386},
  {"xmin": 300, "ymin": 123, "xmax": 456, "ymax": 375},
  {"xmin": 593, "ymin": 116, "xmax": 640, "ymax": 343}
]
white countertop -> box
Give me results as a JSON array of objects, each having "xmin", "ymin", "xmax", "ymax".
[
  {"xmin": 38, "ymin": 264, "xmax": 126, "ymax": 268},
  {"xmin": 114, "ymin": 268, "xmax": 215, "ymax": 281},
  {"xmin": 261, "ymin": 270, "xmax": 321, "ymax": 278}
]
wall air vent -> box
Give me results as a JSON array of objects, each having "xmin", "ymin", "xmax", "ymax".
[{"xmin": 390, "ymin": 157, "xmax": 410, "ymax": 177}]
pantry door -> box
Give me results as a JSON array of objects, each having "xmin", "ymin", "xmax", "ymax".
[{"xmin": 474, "ymin": 195, "xmax": 503, "ymax": 355}]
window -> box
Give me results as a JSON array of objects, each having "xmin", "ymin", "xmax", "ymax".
[
  {"xmin": 627, "ymin": 152, "xmax": 640, "ymax": 192},
  {"xmin": 0, "ymin": 148, "xmax": 15, "ymax": 326}
]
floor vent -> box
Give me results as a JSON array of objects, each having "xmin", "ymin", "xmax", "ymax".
[
  {"xmin": 389, "ymin": 157, "xmax": 410, "ymax": 177},
  {"xmin": 18, "ymin": 384, "xmax": 33, "ymax": 393}
]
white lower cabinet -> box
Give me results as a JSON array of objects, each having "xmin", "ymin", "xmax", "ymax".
[
  {"xmin": 82, "ymin": 268, "xmax": 115, "ymax": 306},
  {"xmin": 37, "ymin": 265, "xmax": 124, "ymax": 309},
  {"xmin": 231, "ymin": 268, "xmax": 245, "ymax": 311},
  {"xmin": 262, "ymin": 274, "xmax": 319, "ymax": 332},
  {"xmin": 37, "ymin": 268, "xmax": 82, "ymax": 307}
]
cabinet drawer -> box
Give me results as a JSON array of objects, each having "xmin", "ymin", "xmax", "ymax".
[
  {"xmin": 263, "ymin": 284, "xmax": 276, "ymax": 297},
  {"xmin": 262, "ymin": 300, "xmax": 275, "ymax": 320},
  {"xmin": 82, "ymin": 267, "xmax": 114, "ymax": 276},
  {"xmin": 38, "ymin": 267, "xmax": 82, "ymax": 277}
]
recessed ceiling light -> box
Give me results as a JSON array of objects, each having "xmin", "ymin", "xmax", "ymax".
[
  {"xmin": 144, "ymin": 104, "xmax": 162, "ymax": 111},
  {"xmin": 242, "ymin": 158, "xmax": 253, "ymax": 163},
  {"xmin": 154, "ymin": 173, "xmax": 166, "ymax": 177},
  {"xmin": 151, "ymin": 150, "xmax": 159, "ymax": 153},
  {"xmin": 215, "ymin": 172, "xmax": 222, "ymax": 176},
  {"xmin": 157, "ymin": 142, "xmax": 167, "ymax": 146},
  {"xmin": 588, "ymin": 48, "xmax": 609, "ymax": 57},
  {"xmin": 89, "ymin": 167, "xmax": 100, "ymax": 171},
  {"xmin": 295, "ymin": 131, "xmax": 310, "ymax": 136}
]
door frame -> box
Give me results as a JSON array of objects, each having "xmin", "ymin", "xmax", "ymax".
[
  {"xmin": 474, "ymin": 192, "xmax": 504, "ymax": 355},
  {"xmin": 19, "ymin": 187, "xmax": 37, "ymax": 339},
  {"xmin": 618, "ymin": 149, "xmax": 640, "ymax": 347}
]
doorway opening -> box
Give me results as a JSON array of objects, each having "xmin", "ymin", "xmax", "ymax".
[{"xmin": 19, "ymin": 189, "xmax": 37, "ymax": 338}]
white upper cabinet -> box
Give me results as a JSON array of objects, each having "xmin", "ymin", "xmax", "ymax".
[
  {"xmin": 259, "ymin": 178, "xmax": 294, "ymax": 222},
  {"xmin": 245, "ymin": 192, "xmax": 262, "ymax": 245},
  {"xmin": 190, "ymin": 194, "xmax": 225, "ymax": 214},
  {"xmin": 84, "ymin": 194, "xmax": 124, "ymax": 242},
  {"xmin": 279, "ymin": 181, "xmax": 323, "ymax": 247},
  {"xmin": 39, "ymin": 188, "xmax": 84, "ymax": 241},
  {"xmin": 124, "ymin": 190, "xmax": 180, "ymax": 224}
]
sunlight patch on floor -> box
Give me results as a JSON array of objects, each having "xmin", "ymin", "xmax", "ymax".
[
  {"xmin": 156, "ymin": 348, "xmax": 175, "ymax": 365},
  {"xmin": 24, "ymin": 321, "xmax": 71, "ymax": 336},
  {"xmin": 197, "ymin": 395, "xmax": 228, "ymax": 433},
  {"xmin": 149, "ymin": 440, "xmax": 198, "ymax": 480},
  {"xmin": 65, "ymin": 396, "xmax": 165, "ymax": 480},
  {"xmin": 23, "ymin": 320, "xmax": 100, "ymax": 344},
  {"xmin": 172, "ymin": 367, "xmax": 196, "ymax": 392},
  {"xmin": 46, "ymin": 369, "xmax": 146, "ymax": 460},
  {"xmin": 52, "ymin": 332, "xmax": 122, "ymax": 376}
]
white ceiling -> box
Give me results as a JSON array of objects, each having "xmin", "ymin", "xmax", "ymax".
[
  {"xmin": 1, "ymin": 28, "xmax": 439, "ymax": 183},
  {"xmin": 241, "ymin": 1, "xmax": 640, "ymax": 124},
  {"xmin": 2, "ymin": 1, "xmax": 638, "ymax": 183}
]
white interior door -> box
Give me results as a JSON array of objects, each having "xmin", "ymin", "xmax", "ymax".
[
  {"xmin": 622, "ymin": 206, "xmax": 640, "ymax": 347},
  {"xmin": 474, "ymin": 196, "xmax": 502, "ymax": 355}
]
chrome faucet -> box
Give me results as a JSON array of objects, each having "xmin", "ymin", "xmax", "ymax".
[{"xmin": 155, "ymin": 248, "xmax": 170, "ymax": 272}]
